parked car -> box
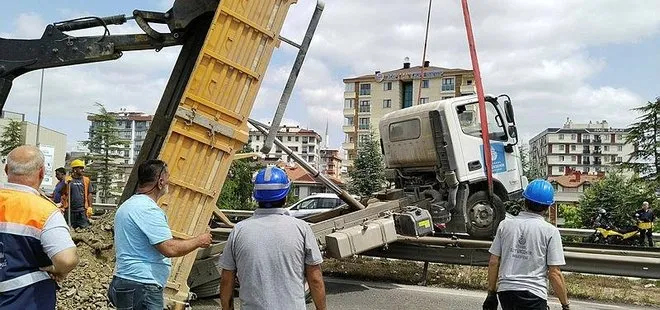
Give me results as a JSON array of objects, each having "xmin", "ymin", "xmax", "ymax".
[{"xmin": 286, "ymin": 193, "xmax": 345, "ymax": 219}]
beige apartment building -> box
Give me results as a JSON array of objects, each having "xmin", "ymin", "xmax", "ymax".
[
  {"xmin": 529, "ymin": 119, "xmax": 633, "ymax": 178},
  {"xmin": 342, "ymin": 59, "xmax": 475, "ymax": 170}
]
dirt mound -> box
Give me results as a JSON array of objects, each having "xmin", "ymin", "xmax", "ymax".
[{"xmin": 57, "ymin": 212, "xmax": 116, "ymax": 310}]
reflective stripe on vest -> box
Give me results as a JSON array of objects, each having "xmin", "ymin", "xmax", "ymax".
[{"xmin": 0, "ymin": 271, "xmax": 51, "ymax": 292}]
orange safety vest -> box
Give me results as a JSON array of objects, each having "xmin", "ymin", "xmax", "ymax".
[{"xmin": 61, "ymin": 176, "xmax": 92, "ymax": 216}]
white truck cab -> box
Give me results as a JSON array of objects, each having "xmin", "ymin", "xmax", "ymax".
[{"xmin": 379, "ymin": 94, "xmax": 525, "ymax": 237}]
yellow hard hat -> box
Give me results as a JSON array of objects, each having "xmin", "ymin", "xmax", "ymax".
[{"xmin": 71, "ymin": 159, "xmax": 85, "ymax": 169}]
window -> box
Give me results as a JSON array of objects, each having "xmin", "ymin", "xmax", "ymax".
[
  {"xmin": 571, "ymin": 134, "xmax": 576, "ymax": 140},
  {"xmin": 359, "ymin": 100, "xmax": 371, "ymax": 112},
  {"xmin": 571, "ymin": 155, "xmax": 576, "ymax": 161},
  {"xmin": 287, "ymin": 136, "xmax": 291, "ymax": 142},
  {"xmin": 389, "ymin": 119, "xmax": 421, "ymax": 142},
  {"xmin": 559, "ymin": 166, "xmax": 565, "ymax": 172},
  {"xmin": 617, "ymin": 156, "xmax": 623, "ymax": 162},
  {"xmin": 611, "ymin": 155, "xmax": 616, "ymax": 162},
  {"xmin": 559, "ymin": 145, "xmax": 565, "ymax": 151},
  {"xmin": 359, "ymin": 83, "xmax": 371, "ymax": 96},
  {"xmin": 295, "ymin": 136, "xmax": 299, "ymax": 142},
  {"xmin": 559, "ymin": 134, "xmax": 564, "ymax": 140},
  {"xmin": 344, "ymin": 99, "xmax": 354, "ymax": 109},
  {"xmin": 617, "ymin": 146, "xmax": 622, "ymax": 151},
  {"xmin": 421, "ymin": 79, "xmax": 429, "ymax": 88},
  {"xmin": 419, "ymin": 97, "xmax": 429, "ymax": 104},
  {"xmin": 290, "ymin": 146, "xmax": 298, "ymax": 152},
  {"xmin": 358, "ymin": 118, "xmax": 370, "ymax": 130},
  {"xmin": 603, "ymin": 145, "xmax": 609, "ymax": 151},
  {"xmin": 344, "ymin": 116, "xmax": 354, "ymax": 126},
  {"xmin": 559, "ymin": 155, "xmax": 565, "ymax": 162},
  {"xmin": 442, "ymin": 78, "xmax": 455, "ymax": 91},
  {"xmin": 383, "ymin": 99, "xmax": 392, "ymax": 108},
  {"xmin": 255, "ymin": 135, "xmax": 260, "ymax": 141},
  {"xmin": 584, "ymin": 134, "xmax": 590, "ymax": 139},
  {"xmin": 297, "ymin": 199, "xmax": 317, "ymax": 210},
  {"xmin": 456, "ymin": 102, "xmax": 507, "ymax": 141},
  {"xmin": 466, "ymin": 80, "xmax": 473, "ymax": 85},
  {"xmin": 570, "ymin": 145, "xmax": 576, "ymax": 151},
  {"xmin": 383, "ymin": 82, "xmax": 392, "ymax": 91},
  {"xmin": 345, "ymin": 83, "xmax": 355, "ymax": 92}
]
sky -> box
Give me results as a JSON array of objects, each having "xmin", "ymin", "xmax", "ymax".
[{"xmin": 2, "ymin": 0, "xmax": 660, "ymax": 152}]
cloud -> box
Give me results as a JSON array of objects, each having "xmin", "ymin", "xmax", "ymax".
[{"xmin": 3, "ymin": 1, "xmax": 660, "ymax": 154}]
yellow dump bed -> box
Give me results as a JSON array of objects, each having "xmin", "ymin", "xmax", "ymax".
[{"xmin": 156, "ymin": 0, "xmax": 297, "ymax": 306}]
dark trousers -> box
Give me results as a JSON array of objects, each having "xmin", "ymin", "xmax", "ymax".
[
  {"xmin": 639, "ymin": 228, "xmax": 654, "ymax": 247},
  {"xmin": 498, "ymin": 290, "xmax": 548, "ymax": 310},
  {"xmin": 107, "ymin": 276, "xmax": 164, "ymax": 310},
  {"xmin": 0, "ymin": 279, "xmax": 57, "ymax": 310},
  {"xmin": 66, "ymin": 210, "xmax": 89, "ymax": 229}
]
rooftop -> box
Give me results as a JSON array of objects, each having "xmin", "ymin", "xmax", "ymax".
[
  {"xmin": 344, "ymin": 61, "xmax": 472, "ymax": 83},
  {"xmin": 548, "ymin": 169, "xmax": 605, "ymax": 188}
]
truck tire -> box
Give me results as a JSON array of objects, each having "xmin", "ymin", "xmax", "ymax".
[{"xmin": 466, "ymin": 190, "xmax": 505, "ymax": 239}]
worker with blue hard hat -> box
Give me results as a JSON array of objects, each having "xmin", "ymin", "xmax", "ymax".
[
  {"xmin": 218, "ymin": 166, "xmax": 327, "ymax": 310},
  {"xmin": 483, "ymin": 179, "xmax": 570, "ymax": 310}
]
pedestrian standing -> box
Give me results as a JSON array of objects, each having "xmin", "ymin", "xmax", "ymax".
[
  {"xmin": 218, "ymin": 166, "xmax": 327, "ymax": 310},
  {"xmin": 108, "ymin": 159, "xmax": 212, "ymax": 310},
  {"xmin": 635, "ymin": 201, "xmax": 655, "ymax": 247},
  {"xmin": 50, "ymin": 167, "xmax": 66, "ymax": 206},
  {"xmin": 0, "ymin": 146, "xmax": 79, "ymax": 309},
  {"xmin": 483, "ymin": 179, "xmax": 570, "ymax": 310},
  {"xmin": 60, "ymin": 159, "xmax": 94, "ymax": 228}
]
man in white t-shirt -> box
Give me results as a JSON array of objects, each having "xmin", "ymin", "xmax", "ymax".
[{"xmin": 483, "ymin": 179, "xmax": 570, "ymax": 310}]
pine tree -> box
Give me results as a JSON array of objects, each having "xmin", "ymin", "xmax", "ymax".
[
  {"xmin": 349, "ymin": 131, "xmax": 385, "ymax": 197},
  {"xmin": 81, "ymin": 103, "xmax": 129, "ymax": 203},
  {"xmin": 0, "ymin": 119, "xmax": 23, "ymax": 156},
  {"xmin": 624, "ymin": 97, "xmax": 660, "ymax": 178}
]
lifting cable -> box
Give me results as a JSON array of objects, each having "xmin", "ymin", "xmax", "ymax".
[{"xmin": 416, "ymin": 0, "xmax": 433, "ymax": 105}]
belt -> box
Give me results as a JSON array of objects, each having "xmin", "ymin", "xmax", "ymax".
[{"xmin": 0, "ymin": 271, "xmax": 51, "ymax": 292}]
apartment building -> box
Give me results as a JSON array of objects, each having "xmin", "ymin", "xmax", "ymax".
[
  {"xmin": 248, "ymin": 125, "xmax": 322, "ymax": 169},
  {"xmin": 0, "ymin": 111, "xmax": 67, "ymax": 191},
  {"xmin": 529, "ymin": 119, "xmax": 633, "ymax": 178},
  {"xmin": 342, "ymin": 59, "xmax": 475, "ymax": 170},
  {"xmin": 320, "ymin": 148, "xmax": 342, "ymax": 178},
  {"xmin": 87, "ymin": 111, "xmax": 152, "ymax": 165}
]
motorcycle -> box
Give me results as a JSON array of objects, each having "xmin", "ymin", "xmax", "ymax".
[{"xmin": 587, "ymin": 208, "xmax": 640, "ymax": 246}]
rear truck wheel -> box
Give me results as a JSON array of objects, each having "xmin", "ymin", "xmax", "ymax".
[{"xmin": 466, "ymin": 190, "xmax": 505, "ymax": 239}]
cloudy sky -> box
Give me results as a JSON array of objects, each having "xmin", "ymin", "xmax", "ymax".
[{"xmin": 2, "ymin": 0, "xmax": 659, "ymax": 151}]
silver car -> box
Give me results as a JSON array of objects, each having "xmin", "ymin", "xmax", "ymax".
[{"xmin": 286, "ymin": 193, "xmax": 344, "ymax": 219}]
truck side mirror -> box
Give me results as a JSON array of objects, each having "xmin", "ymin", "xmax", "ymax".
[{"xmin": 504, "ymin": 100, "xmax": 515, "ymax": 123}]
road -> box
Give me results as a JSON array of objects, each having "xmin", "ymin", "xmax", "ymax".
[{"xmin": 191, "ymin": 277, "xmax": 657, "ymax": 309}]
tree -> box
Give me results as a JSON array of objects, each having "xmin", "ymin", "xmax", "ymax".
[
  {"xmin": 624, "ymin": 97, "xmax": 660, "ymax": 178},
  {"xmin": 578, "ymin": 173, "xmax": 656, "ymax": 228},
  {"xmin": 519, "ymin": 144, "xmax": 533, "ymax": 180},
  {"xmin": 81, "ymin": 103, "xmax": 129, "ymax": 203},
  {"xmin": 349, "ymin": 131, "xmax": 385, "ymax": 198},
  {"xmin": 0, "ymin": 119, "xmax": 23, "ymax": 156},
  {"xmin": 217, "ymin": 145, "xmax": 263, "ymax": 210}
]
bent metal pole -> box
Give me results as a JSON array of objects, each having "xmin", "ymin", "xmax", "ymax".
[{"xmin": 249, "ymin": 118, "xmax": 365, "ymax": 210}]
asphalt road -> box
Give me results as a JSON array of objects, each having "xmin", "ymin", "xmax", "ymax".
[{"xmin": 192, "ymin": 277, "xmax": 658, "ymax": 310}]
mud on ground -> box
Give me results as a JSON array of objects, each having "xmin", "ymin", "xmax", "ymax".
[{"xmin": 57, "ymin": 213, "xmax": 115, "ymax": 310}]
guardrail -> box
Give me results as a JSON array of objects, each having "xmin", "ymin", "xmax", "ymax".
[{"xmin": 559, "ymin": 227, "xmax": 660, "ymax": 238}]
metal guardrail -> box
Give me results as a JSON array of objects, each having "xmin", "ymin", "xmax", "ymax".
[{"xmin": 559, "ymin": 227, "xmax": 660, "ymax": 238}]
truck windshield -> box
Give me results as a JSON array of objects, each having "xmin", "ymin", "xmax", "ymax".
[{"xmin": 456, "ymin": 102, "xmax": 507, "ymax": 141}]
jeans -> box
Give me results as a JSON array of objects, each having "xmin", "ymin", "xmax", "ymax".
[
  {"xmin": 107, "ymin": 276, "xmax": 164, "ymax": 310},
  {"xmin": 66, "ymin": 210, "xmax": 89, "ymax": 229},
  {"xmin": 498, "ymin": 290, "xmax": 548, "ymax": 310},
  {"xmin": 639, "ymin": 229, "xmax": 654, "ymax": 247}
]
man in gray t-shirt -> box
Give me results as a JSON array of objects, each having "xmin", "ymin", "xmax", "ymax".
[
  {"xmin": 218, "ymin": 166, "xmax": 326, "ymax": 310},
  {"xmin": 483, "ymin": 179, "xmax": 570, "ymax": 310}
]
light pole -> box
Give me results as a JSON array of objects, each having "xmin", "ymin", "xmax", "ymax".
[{"xmin": 35, "ymin": 69, "xmax": 44, "ymax": 146}]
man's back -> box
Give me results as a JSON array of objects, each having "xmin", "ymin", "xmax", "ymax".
[
  {"xmin": 489, "ymin": 211, "xmax": 565, "ymax": 299},
  {"xmin": 219, "ymin": 208, "xmax": 323, "ymax": 310}
]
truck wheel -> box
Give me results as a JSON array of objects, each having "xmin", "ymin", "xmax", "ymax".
[{"xmin": 466, "ymin": 191, "xmax": 505, "ymax": 239}]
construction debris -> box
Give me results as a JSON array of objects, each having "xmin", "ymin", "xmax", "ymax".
[{"xmin": 57, "ymin": 213, "xmax": 115, "ymax": 310}]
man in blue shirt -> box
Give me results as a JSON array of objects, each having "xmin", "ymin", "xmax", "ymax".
[
  {"xmin": 51, "ymin": 167, "xmax": 66, "ymax": 205},
  {"xmin": 108, "ymin": 159, "xmax": 212, "ymax": 310}
]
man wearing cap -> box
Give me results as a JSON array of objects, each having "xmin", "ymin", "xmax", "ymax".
[
  {"xmin": 218, "ymin": 166, "xmax": 327, "ymax": 310},
  {"xmin": 61, "ymin": 159, "xmax": 94, "ymax": 228}
]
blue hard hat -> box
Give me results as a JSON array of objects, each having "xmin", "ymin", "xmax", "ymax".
[
  {"xmin": 253, "ymin": 166, "xmax": 290, "ymax": 204},
  {"xmin": 522, "ymin": 179, "xmax": 555, "ymax": 206}
]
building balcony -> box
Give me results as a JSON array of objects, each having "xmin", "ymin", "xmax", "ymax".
[
  {"xmin": 344, "ymin": 91, "xmax": 356, "ymax": 98},
  {"xmin": 342, "ymin": 125, "xmax": 355, "ymax": 132},
  {"xmin": 441, "ymin": 84, "xmax": 455, "ymax": 92},
  {"xmin": 342, "ymin": 142, "xmax": 355, "ymax": 150},
  {"xmin": 460, "ymin": 85, "xmax": 476, "ymax": 95},
  {"xmin": 343, "ymin": 107, "xmax": 354, "ymax": 114}
]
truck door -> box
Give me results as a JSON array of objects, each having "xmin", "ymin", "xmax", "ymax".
[{"xmin": 454, "ymin": 99, "xmax": 523, "ymax": 195}]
